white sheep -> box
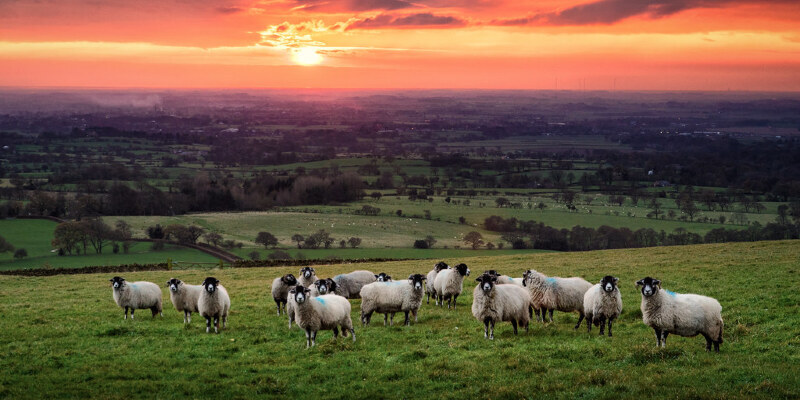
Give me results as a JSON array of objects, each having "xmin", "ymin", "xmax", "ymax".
[
  {"xmin": 287, "ymin": 278, "xmax": 336, "ymax": 328},
  {"xmin": 198, "ymin": 277, "xmax": 231, "ymax": 334},
  {"xmin": 433, "ymin": 263, "xmax": 471, "ymax": 309},
  {"xmin": 110, "ymin": 276, "xmax": 162, "ymax": 320},
  {"xmin": 426, "ymin": 261, "xmax": 449, "ymax": 305},
  {"xmin": 332, "ymin": 270, "xmax": 376, "ymax": 299},
  {"xmin": 636, "ymin": 277, "xmax": 723, "ymax": 352},
  {"xmin": 483, "ymin": 269, "xmax": 524, "ymax": 286},
  {"xmin": 375, "ymin": 272, "xmax": 393, "ymax": 282},
  {"xmin": 583, "ymin": 276, "xmax": 623, "ymax": 336},
  {"xmin": 298, "ymin": 267, "xmax": 319, "ymax": 288},
  {"xmin": 523, "ymin": 269, "xmax": 592, "ymax": 328},
  {"xmin": 166, "ymin": 278, "xmax": 202, "ymax": 324},
  {"xmin": 471, "ymin": 273, "xmax": 531, "ymax": 339},
  {"xmin": 360, "ymin": 274, "xmax": 426, "ymax": 326},
  {"xmin": 270, "ymin": 274, "xmax": 298, "ymax": 316},
  {"xmin": 288, "ymin": 285, "xmax": 355, "ymax": 348}
]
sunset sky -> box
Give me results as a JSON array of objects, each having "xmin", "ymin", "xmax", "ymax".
[{"xmin": 1, "ymin": 0, "xmax": 799, "ymax": 90}]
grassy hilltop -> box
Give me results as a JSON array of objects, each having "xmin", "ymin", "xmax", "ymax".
[{"xmin": 0, "ymin": 240, "xmax": 798, "ymax": 399}]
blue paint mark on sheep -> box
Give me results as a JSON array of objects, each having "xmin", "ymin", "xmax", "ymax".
[
  {"xmin": 315, "ymin": 297, "xmax": 327, "ymax": 306},
  {"xmin": 664, "ymin": 290, "xmax": 677, "ymax": 297},
  {"xmin": 546, "ymin": 277, "xmax": 557, "ymax": 287}
]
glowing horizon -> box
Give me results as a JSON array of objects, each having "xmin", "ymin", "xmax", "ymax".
[{"xmin": 1, "ymin": 1, "xmax": 799, "ymax": 91}]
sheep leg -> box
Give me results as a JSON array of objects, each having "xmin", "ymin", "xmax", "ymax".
[
  {"xmin": 714, "ymin": 340, "xmax": 720, "ymax": 353},
  {"xmin": 489, "ymin": 320, "xmax": 495, "ymax": 340},
  {"xmin": 574, "ymin": 312, "xmax": 585, "ymax": 330},
  {"xmin": 124, "ymin": 306, "xmax": 129, "ymax": 320},
  {"xmin": 223, "ymin": 314, "xmax": 227, "ymax": 329},
  {"xmin": 333, "ymin": 327, "xmax": 339, "ymax": 338},
  {"xmin": 404, "ymin": 311, "xmax": 410, "ymax": 326},
  {"xmin": 599, "ymin": 317, "xmax": 606, "ymax": 336},
  {"xmin": 206, "ymin": 316, "xmax": 212, "ymax": 333},
  {"xmin": 305, "ymin": 328, "xmax": 312, "ymax": 348},
  {"xmin": 383, "ymin": 313, "xmax": 388, "ymax": 326},
  {"xmin": 311, "ymin": 331, "xmax": 317, "ymax": 347},
  {"xmin": 390, "ymin": 313, "xmax": 395, "ymax": 326},
  {"xmin": 662, "ymin": 332, "xmax": 669, "ymax": 347},
  {"xmin": 511, "ymin": 319, "xmax": 518, "ymax": 335},
  {"xmin": 214, "ymin": 316, "xmax": 220, "ymax": 334},
  {"xmin": 151, "ymin": 306, "xmax": 159, "ymax": 318},
  {"xmin": 412, "ymin": 309, "xmax": 418, "ymax": 322},
  {"xmin": 548, "ymin": 309, "xmax": 553, "ymax": 323},
  {"xmin": 483, "ymin": 318, "xmax": 490, "ymax": 338},
  {"xmin": 528, "ymin": 305, "xmax": 533, "ymax": 320},
  {"xmin": 586, "ymin": 314, "xmax": 592, "ymax": 332},
  {"xmin": 130, "ymin": 309, "xmax": 135, "ymax": 320},
  {"xmin": 275, "ymin": 300, "xmax": 282, "ymax": 316},
  {"xmin": 702, "ymin": 333, "xmax": 712, "ymax": 351},
  {"xmin": 350, "ymin": 328, "xmax": 356, "ymax": 343},
  {"xmin": 452, "ymin": 294, "xmax": 458, "ymax": 310},
  {"xmin": 607, "ymin": 318, "xmax": 614, "ymax": 337},
  {"xmin": 426, "ymin": 292, "xmax": 430, "ymax": 305}
]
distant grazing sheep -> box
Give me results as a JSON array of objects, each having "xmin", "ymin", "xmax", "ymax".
[
  {"xmin": 110, "ymin": 276, "xmax": 162, "ymax": 320},
  {"xmin": 637, "ymin": 277, "xmax": 723, "ymax": 352},
  {"xmin": 375, "ymin": 272, "xmax": 393, "ymax": 282}
]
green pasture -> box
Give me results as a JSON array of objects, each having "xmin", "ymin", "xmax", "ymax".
[{"xmin": 0, "ymin": 240, "xmax": 797, "ymax": 398}]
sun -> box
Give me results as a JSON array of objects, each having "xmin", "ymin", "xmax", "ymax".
[{"xmin": 292, "ymin": 47, "xmax": 323, "ymax": 66}]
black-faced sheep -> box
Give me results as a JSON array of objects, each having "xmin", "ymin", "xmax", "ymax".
[
  {"xmin": 471, "ymin": 273, "xmax": 531, "ymax": 339},
  {"xmin": 433, "ymin": 263, "xmax": 470, "ymax": 309},
  {"xmin": 523, "ymin": 269, "xmax": 592, "ymax": 328},
  {"xmin": 287, "ymin": 278, "xmax": 337, "ymax": 328},
  {"xmin": 636, "ymin": 277, "xmax": 723, "ymax": 352},
  {"xmin": 166, "ymin": 278, "xmax": 202, "ymax": 323},
  {"xmin": 583, "ymin": 275, "xmax": 623, "ymax": 336},
  {"xmin": 360, "ymin": 274, "xmax": 426, "ymax": 326},
  {"xmin": 298, "ymin": 267, "xmax": 319, "ymax": 288},
  {"xmin": 271, "ymin": 274, "xmax": 298, "ymax": 316},
  {"xmin": 332, "ymin": 270, "xmax": 376, "ymax": 299},
  {"xmin": 288, "ymin": 285, "xmax": 355, "ymax": 348},
  {"xmin": 375, "ymin": 272, "xmax": 392, "ymax": 282},
  {"xmin": 198, "ymin": 277, "xmax": 230, "ymax": 334},
  {"xmin": 110, "ymin": 276, "xmax": 162, "ymax": 320},
  {"xmin": 426, "ymin": 261, "xmax": 449, "ymax": 305}
]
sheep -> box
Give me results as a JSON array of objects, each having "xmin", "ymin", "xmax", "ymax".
[
  {"xmin": 298, "ymin": 267, "xmax": 319, "ymax": 288},
  {"xmin": 198, "ymin": 277, "xmax": 231, "ymax": 334},
  {"xmin": 636, "ymin": 277, "xmax": 723, "ymax": 352},
  {"xmin": 332, "ymin": 270, "xmax": 376, "ymax": 299},
  {"xmin": 270, "ymin": 274, "xmax": 298, "ymax": 316},
  {"xmin": 287, "ymin": 278, "xmax": 336, "ymax": 328},
  {"xmin": 522, "ymin": 269, "xmax": 592, "ymax": 328},
  {"xmin": 166, "ymin": 278, "xmax": 202, "ymax": 323},
  {"xmin": 483, "ymin": 269, "xmax": 524, "ymax": 286},
  {"xmin": 426, "ymin": 261, "xmax": 449, "ymax": 305},
  {"xmin": 288, "ymin": 285, "xmax": 355, "ymax": 348},
  {"xmin": 433, "ymin": 263, "xmax": 471, "ymax": 309},
  {"xmin": 360, "ymin": 274, "xmax": 426, "ymax": 326},
  {"xmin": 375, "ymin": 272, "xmax": 393, "ymax": 282},
  {"xmin": 471, "ymin": 273, "xmax": 531, "ymax": 339},
  {"xmin": 583, "ymin": 276, "xmax": 623, "ymax": 336},
  {"xmin": 110, "ymin": 276, "xmax": 163, "ymax": 320}
]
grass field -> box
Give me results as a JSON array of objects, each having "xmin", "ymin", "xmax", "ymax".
[
  {"xmin": 0, "ymin": 240, "xmax": 797, "ymax": 398},
  {"xmin": 0, "ymin": 219, "xmax": 219, "ymax": 271}
]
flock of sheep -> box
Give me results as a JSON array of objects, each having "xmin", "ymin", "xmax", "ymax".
[{"xmin": 108, "ymin": 261, "xmax": 724, "ymax": 352}]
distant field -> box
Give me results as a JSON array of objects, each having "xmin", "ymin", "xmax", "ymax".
[
  {"xmin": 0, "ymin": 240, "xmax": 796, "ymax": 398},
  {"xmin": 0, "ymin": 219, "xmax": 219, "ymax": 271}
]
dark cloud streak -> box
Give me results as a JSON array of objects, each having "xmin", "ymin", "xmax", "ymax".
[{"xmin": 347, "ymin": 13, "xmax": 467, "ymax": 29}]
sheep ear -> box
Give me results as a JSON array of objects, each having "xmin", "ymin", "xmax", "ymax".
[
  {"xmin": 408, "ymin": 274, "xmax": 414, "ymax": 280},
  {"xmin": 214, "ymin": 279, "xmax": 220, "ymax": 285},
  {"xmin": 110, "ymin": 278, "xmax": 115, "ymax": 282},
  {"xmin": 635, "ymin": 279, "xmax": 644, "ymax": 286},
  {"xmin": 613, "ymin": 277, "xmax": 619, "ymax": 284},
  {"xmin": 375, "ymin": 275, "xmax": 380, "ymax": 279},
  {"xmin": 303, "ymin": 287, "xmax": 311, "ymax": 294},
  {"xmin": 653, "ymin": 279, "xmax": 661, "ymax": 287},
  {"xmin": 475, "ymin": 277, "xmax": 482, "ymax": 282}
]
